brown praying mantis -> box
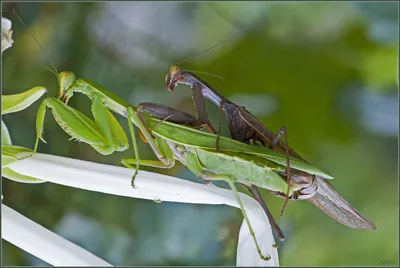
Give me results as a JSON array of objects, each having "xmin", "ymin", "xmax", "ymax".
[{"xmin": 165, "ymin": 65, "xmax": 377, "ymax": 239}]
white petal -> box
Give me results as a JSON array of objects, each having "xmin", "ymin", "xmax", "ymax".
[
  {"xmin": 7, "ymin": 152, "xmax": 278, "ymax": 265},
  {"xmin": 2, "ymin": 204, "xmax": 111, "ymax": 266},
  {"xmin": 1, "ymin": 17, "xmax": 14, "ymax": 54},
  {"xmin": 237, "ymin": 208, "xmax": 279, "ymax": 266},
  {"xmin": 1, "ymin": 120, "xmax": 12, "ymax": 144}
]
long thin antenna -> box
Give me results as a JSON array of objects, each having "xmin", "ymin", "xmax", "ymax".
[
  {"xmin": 179, "ymin": 34, "xmax": 237, "ymax": 65},
  {"xmin": 208, "ymin": 3, "xmax": 248, "ymax": 34},
  {"xmin": 43, "ymin": 65, "xmax": 58, "ymax": 77},
  {"xmin": 13, "ymin": 9, "xmax": 59, "ymax": 75},
  {"xmin": 4, "ymin": 56, "xmax": 58, "ymax": 77},
  {"xmin": 178, "ymin": 4, "xmax": 252, "ymax": 66},
  {"xmin": 182, "ymin": 69, "xmax": 225, "ymax": 82}
]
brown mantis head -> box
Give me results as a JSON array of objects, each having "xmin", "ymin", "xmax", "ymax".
[{"xmin": 165, "ymin": 65, "xmax": 184, "ymax": 92}]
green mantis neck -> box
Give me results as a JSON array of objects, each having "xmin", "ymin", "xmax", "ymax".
[{"xmin": 68, "ymin": 78, "xmax": 136, "ymax": 117}]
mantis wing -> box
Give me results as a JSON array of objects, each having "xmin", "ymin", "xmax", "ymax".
[
  {"xmin": 144, "ymin": 115, "xmax": 333, "ymax": 179},
  {"xmin": 308, "ymin": 177, "xmax": 376, "ymax": 230}
]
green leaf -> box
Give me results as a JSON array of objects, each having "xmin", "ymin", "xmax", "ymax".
[
  {"xmin": 1, "ymin": 144, "xmax": 35, "ymax": 168},
  {"xmin": 2, "ymin": 86, "xmax": 47, "ymax": 115},
  {"xmin": 1, "ymin": 144, "xmax": 43, "ymax": 183},
  {"xmin": 2, "ymin": 167, "xmax": 45, "ymax": 183}
]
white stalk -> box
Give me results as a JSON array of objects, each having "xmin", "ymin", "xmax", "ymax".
[{"xmin": 5, "ymin": 153, "xmax": 279, "ymax": 266}]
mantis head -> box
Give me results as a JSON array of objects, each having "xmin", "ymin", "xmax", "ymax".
[
  {"xmin": 58, "ymin": 71, "xmax": 76, "ymax": 103},
  {"xmin": 165, "ymin": 65, "xmax": 184, "ymax": 92}
]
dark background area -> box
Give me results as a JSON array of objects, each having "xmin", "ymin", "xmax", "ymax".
[{"xmin": 1, "ymin": 2, "xmax": 398, "ymax": 266}]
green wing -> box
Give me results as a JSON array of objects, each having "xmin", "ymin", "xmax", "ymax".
[{"xmin": 145, "ymin": 116, "xmax": 333, "ymax": 179}]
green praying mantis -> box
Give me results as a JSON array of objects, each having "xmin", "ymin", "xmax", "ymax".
[{"xmin": 33, "ymin": 70, "xmax": 335, "ymax": 260}]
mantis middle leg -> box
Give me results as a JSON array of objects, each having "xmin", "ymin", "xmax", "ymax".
[
  {"xmin": 199, "ymin": 172, "xmax": 271, "ymax": 261},
  {"xmin": 188, "ymin": 83, "xmax": 288, "ymax": 240},
  {"xmin": 121, "ymin": 103, "xmax": 213, "ymax": 187}
]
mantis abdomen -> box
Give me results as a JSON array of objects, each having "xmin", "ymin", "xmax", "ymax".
[{"xmin": 167, "ymin": 140, "xmax": 301, "ymax": 195}]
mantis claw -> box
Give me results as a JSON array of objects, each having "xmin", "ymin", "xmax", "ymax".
[
  {"xmin": 131, "ymin": 170, "xmax": 139, "ymax": 189},
  {"xmin": 203, "ymin": 179, "xmax": 212, "ymax": 185},
  {"xmin": 256, "ymin": 246, "xmax": 271, "ymax": 261},
  {"xmin": 130, "ymin": 178, "xmax": 137, "ymax": 189},
  {"xmin": 262, "ymin": 255, "xmax": 272, "ymax": 261}
]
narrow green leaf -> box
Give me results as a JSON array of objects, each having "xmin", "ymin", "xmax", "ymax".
[
  {"xmin": 2, "ymin": 86, "xmax": 47, "ymax": 115},
  {"xmin": 2, "ymin": 167, "xmax": 45, "ymax": 183},
  {"xmin": 2, "ymin": 144, "xmax": 35, "ymax": 168}
]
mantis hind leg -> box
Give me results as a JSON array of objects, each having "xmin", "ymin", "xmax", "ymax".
[
  {"xmin": 134, "ymin": 103, "xmax": 214, "ymax": 185},
  {"xmin": 121, "ymin": 153, "xmax": 176, "ymax": 188},
  {"xmin": 248, "ymin": 185, "xmax": 286, "ymax": 241},
  {"xmin": 268, "ymin": 126, "xmax": 292, "ymax": 216},
  {"xmin": 199, "ymin": 173, "xmax": 271, "ymax": 261},
  {"xmin": 136, "ymin": 102, "xmax": 219, "ymax": 184}
]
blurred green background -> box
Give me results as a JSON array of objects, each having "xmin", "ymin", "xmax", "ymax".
[{"xmin": 1, "ymin": 2, "xmax": 398, "ymax": 266}]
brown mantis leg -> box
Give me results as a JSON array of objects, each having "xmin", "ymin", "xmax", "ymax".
[
  {"xmin": 215, "ymin": 99, "xmax": 225, "ymax": 152},
  {"xmin": 190, "ymin": 85, "xmax": 286, "ymax": 240},
  {"xmin": 267, "ymin": 126, "xmax": 291, "ymax": 216},
  {"xmin": 135, "ymin": 102, "xmax": 214, "ymax": 185},
  {"xmin": 244, "ymin": 185, "xmax": 286, "ymax": 241},
  {"xmin": 232, "ymin": 106, "xmax": 293, "ymax": 217},
  {"xmin": 192, "ymin": 84, "xmax": 218, "ymax": 134}
]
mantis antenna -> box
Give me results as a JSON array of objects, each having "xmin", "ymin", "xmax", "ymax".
[
  {"xmin": 43, "ymin": 65, "xmax": 58, "ymax": 77},
  {"xmin": 13, "ymin": 9, "xmax": 59, "ymax": 76},
  {"xmin": 179, "ymin": 34, "xmax": 238, "ymax": 65},
  {"xmin": 178, "ymin": 8, "xmax": 249, "ymax": 77},
  {"xmin": 182, "ymin": 70, "xmax": 225, "ymax": 82},
  {"xmin": 178, "ymin": 34, "xmax": 240, "ymax": 81},
  {"xmin": 179, "ymin": 2, "xmax": 256, "ymax": 66},
  {"xmin": 4, "ymin": 56, "xmax": 58, "ymax": 77},
  {"xmin": 207, "ymin": 3, "xmax": 250, "ymax": 34}
]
